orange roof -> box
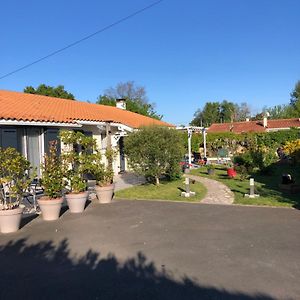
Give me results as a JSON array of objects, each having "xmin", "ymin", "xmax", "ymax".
[
  {"xmin": 208, "ymin": 118, "xmax": 300, "ymax": 133},
  {"xmin": 0, "ymin": 90, "xmax": 173, "ymax": 128}
]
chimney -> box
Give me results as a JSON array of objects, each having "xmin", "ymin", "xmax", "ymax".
[
  {"xmin": 246, "ymin": 118, "xmax": 250, "ymax": 122},
  {"xmin": 116, "ymin": 98, "xmax": 126, "ymax": 110}
]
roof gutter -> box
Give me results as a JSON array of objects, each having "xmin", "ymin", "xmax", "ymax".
[{"xmin": 0, "ymin": 119, "xmax": 82, "ymax": 127}]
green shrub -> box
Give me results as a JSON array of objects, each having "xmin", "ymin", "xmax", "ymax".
[
  {"xmin": 0, "ymin": 147, "xmax": 32, "ymax": 209},
  {"xmin": 41, "ymin": 141, "xmax": 65, "ymax": 199},
  {"xmin": 283, "ymin": 139, "xmax": 300, "ymax": 163},
  {"xmin": 125, "ymin": 126, "xmax": 184, "ymax": 185}
]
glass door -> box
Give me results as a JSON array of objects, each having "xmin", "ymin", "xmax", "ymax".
[{"xmin": 26, "ymin": 127, "xmax": 42, "ymax": 176}]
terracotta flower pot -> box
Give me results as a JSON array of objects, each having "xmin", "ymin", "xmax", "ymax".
[
  {"xmin": 38, "ymin": 197, "xmax": 63, "ymax": 221},
  {"xmin": 95, "ymin": 184, "xmax": 115, "ymax": 204},
  {"xmin": 0, "ymin": 206, "xmax": 24, "ymax": 233},
  {"xmin": 227, "ymin": 168, "xmax": 237, "ymax": 178},
  {"xmin": 65, "ymin": 191, "xmax": 88, "ymax": 213}
]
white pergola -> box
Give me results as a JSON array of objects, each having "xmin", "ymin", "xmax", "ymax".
[{"xmin": 175, "ymin": 126, "xmax": 207, "ymax": 166}]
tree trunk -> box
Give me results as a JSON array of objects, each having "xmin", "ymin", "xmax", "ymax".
[{"xmin": 155, "ymin": 176, "xmax": 160, "ymax": 186}]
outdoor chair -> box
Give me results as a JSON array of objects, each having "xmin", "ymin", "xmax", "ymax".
[{"xmin": 23, "ymin": 178, "xmax": 44, "ymax": 214}]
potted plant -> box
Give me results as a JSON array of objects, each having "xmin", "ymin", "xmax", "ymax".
[
  {"xmin": 0, "ymin": 147, "xmax": 31, "ymax": 233},
  {"xmin": 226, "ymin": 162, "xmax": 237, "ymax": 178},
  {"xmin": 93, "ymin": 149, "xmax": 115, "ymax": 204},
  {"xmin": 38, "ymin": 141, "xmax": 65, "ymax": 221},
  {"xmin": 60, "ymin": 131, "xmax": 90, "ymax": 213},
  {"xmin": 64, "ymin": 173, "xmax": 88, "ymax": 213},
  {"xmin": 206, "ymin": 164, "xmax": 215, "ymax": 175}
]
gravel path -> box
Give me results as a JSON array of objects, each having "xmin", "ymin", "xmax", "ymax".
[{"xmin": 186, "ymin": 174, "xmax": 234, "ymax": 205}]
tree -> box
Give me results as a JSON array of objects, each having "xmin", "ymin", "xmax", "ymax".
[
  {"xmin": 220, "ymin": 100, "xmax": 236, "ymax": 123},
  {"xmin": 234, "ymin": 102, "xmax": 251, "ymax": 121},
  {"xmin": 97, "ymin": 81, "xmax": 162, "ymax": 120},
  {"xmin": 24, "ymin": 84, "xmax": 75, "ymax": 100},
  {"xmin": 261, "ymin": 104, "xmax": 297, "ymax": 119},
  {"xmin": 124, "ymin": 126, "xmax": 184, "ymax": 185},
  {"xmin": 290, "ymin": 80, "xmax": 300, "ymax": 106},
  {"xmin": 190, "ymin": 102, "xmax": 220, "ymax": 127}
]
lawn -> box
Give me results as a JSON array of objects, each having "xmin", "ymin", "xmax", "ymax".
[
  {"xmin": 115, "ymin": 178, "xmax": 207, "ymax": 202},
  {"xmin": 190, "ymin": 163, "xmax": 300, "ymax": 208}
]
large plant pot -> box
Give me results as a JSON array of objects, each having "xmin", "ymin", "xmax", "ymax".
[
  {"xmin": 227, "ymin": 168, "xmax": 237, "ymax": 178},
  {"xmin": 38, "ymin": 197, "xmax": 63, "ymax": 221},
  {"xmin": 95, "ymin": 184, "xmax": 115, "ymax": 204},
  {"xmin": 207, "ymin": 169, "xmax": 215, "ymax": 175},
  {"xmin": 65, "ymin": 191, "xmax": 88, "ymax": 213},
  {"xmin": 0, "ymin": 206, "xmax": 24, "ymax": 234}
]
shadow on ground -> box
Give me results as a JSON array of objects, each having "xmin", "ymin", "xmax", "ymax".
[{"xmin": 0, "ymin": 238, "xmax": 275, "ymax": 300}]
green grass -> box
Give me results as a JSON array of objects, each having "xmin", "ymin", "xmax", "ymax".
[
  {"xmin": 115, "ymin": 178, "xmax": 207, "ymax": 202},
  {"xmin": 190, "ymin": 164, "xmax": 300, "ymax": 208}
]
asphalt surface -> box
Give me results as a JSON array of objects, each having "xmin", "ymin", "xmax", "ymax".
[{"xmin": 0, "ymin": 200, "xmax": 299, "ymax": 300}]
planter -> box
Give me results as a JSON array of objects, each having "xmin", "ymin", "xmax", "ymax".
[
  {"xmin": 207, "ymin": 169, "xmax": 215, "ymax": 175},
  {"xmin": 95, "ymin": 184, "xmax": 115, "ymax": 204},
  {"xmin": 0, "ymin": 206, "xmax": 24, "ymax": 233},
  {"xmin": 65, "ymin": 191, "xmax": 88, "ymax": 213},
  {"xmin": 227, "ymin": 168, "xmax": 237, "ymax": 178},
  {"xmin": 38, "ymin": 197, "xmax": 63, "ymax": 221}
]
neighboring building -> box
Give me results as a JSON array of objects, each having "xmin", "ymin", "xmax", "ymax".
[
  {"xmin": 208, "ymin": 117, "xmax": 300, "ymax": 134},
  {"xmin": 0, "ymin": 90, "xmax": 172, "ymax": 175}
]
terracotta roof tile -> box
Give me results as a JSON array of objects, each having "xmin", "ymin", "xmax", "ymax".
[
  {"xmin": 0, "ymin": 90, "xmax": 173, "ymax": 128},
  {"xmin": 208, "ymin": 118, "xmax": 300, "ymax": 133}
]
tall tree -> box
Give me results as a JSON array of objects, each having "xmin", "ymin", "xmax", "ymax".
[
  {"xmin": 191, "ymin": 101, "xmax": 234, "ymax": 127},
  {"xmin": 220, "ymin": 100, "xmax": 236, "ymax": 123},
  {"xmin": 290, "ymin": 80, "xmax": 300, "ymax": 106},
  {"xmin": 97, "ymin": 81, "xmax": 162, "ymax": 120},
  {"xmin": 262, "ymin": 104, "xmax": 297, "ymax": 119},
  {"xmin": 24, "ymin": 84, "xmax": 75, "ymax": 100},
  {"xmin": 234, "ymin": 102, "xmax": 251, "ymax": 121},
  {"xmin": 191, "ymin": 102, "xmax": 221, "ymax": 127},
  {"xmin": 289, "ymin": 80, "xmax": 300, "ymax": 116}
]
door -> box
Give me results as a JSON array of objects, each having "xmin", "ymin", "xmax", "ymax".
[
  {"xmin": 119, "ymin": 137, "xmax": 125, "ymax": 173},
  {"xmin": 26, "ymin": 127, "xmax": 42, "ymax": 176}
]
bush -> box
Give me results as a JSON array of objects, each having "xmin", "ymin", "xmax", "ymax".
[
  {"xmin": 283, "ymin": 139, "xmax": 300, "ymax": 163},
  {"xmin": 187, "ymin": 129, "xmax": 300, "ymax": 156},
  {"xmin": 234, "ymin": 165, "xmax": 248, "ymax": 181},
  {"xmin": 233, "ymin": 147, "xmax": 277, "ymax": 174},
  {"xmin": 125, "ymin": 126, "xmax": 184, "ymax": 185}
]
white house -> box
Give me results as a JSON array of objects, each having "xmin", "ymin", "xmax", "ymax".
[{"xmin": 0, "ymin": 90, "xmax": 172, "ymax": 175}]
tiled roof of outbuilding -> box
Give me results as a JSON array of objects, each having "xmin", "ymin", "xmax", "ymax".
[{"xmin": 208, "ymin": 118, "xmax": 300, "ymax": 133}]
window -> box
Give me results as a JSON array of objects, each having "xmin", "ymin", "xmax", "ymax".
[{"xmin": 0, "ymin": 127, "xmax": 23, "ymax": 152}]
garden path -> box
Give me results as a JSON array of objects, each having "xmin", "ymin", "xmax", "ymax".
[
  {"xmin": 114, "ymin": 173, "xmax": 146, "ymax": 191},
  {"xmin": 185, "ymin": 174, "xmax": 234, "ymax": 205}
]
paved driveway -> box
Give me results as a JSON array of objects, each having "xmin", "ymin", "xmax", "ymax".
[{"xmin": 0, "ymin": 200, "xmax": 299, "ymax": 299}]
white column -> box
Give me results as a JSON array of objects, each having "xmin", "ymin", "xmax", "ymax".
[
  {"xmin": 188, "ymin": 128, "xmax": 192, "ymax": 166},
  {"xmin": 203, "ymin": 128, "xmax": 207, "ymax": 158}
]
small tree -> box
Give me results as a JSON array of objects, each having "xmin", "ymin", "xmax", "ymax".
[
  {"xmin": 41, "ymin": 141, "xmax": 65, "ymax": 199},
  {"xmin": 60, "ymin": 131, "xmax": 97, "ymax": 193},
  {"xmin": 0, "ymin": 148, "xmax": 31, "ymax": 209},
  {"xmin": 124, "ymin": 126, "xmax": 184, "ymax": 185}
]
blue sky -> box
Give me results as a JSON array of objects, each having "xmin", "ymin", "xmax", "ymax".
[{"xmin": 1, "ymin": 0, "xmax": 299, "ymax": 125}]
